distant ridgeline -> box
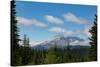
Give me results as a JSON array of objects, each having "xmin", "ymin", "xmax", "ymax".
[{"xmin": 31, "ymin": 36, "xmax": 90, "ymax": 50}]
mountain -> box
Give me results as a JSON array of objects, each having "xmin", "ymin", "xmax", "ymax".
[{"xmin": 31, "ymin": 36, "xmax": 88, "ymax": 50}]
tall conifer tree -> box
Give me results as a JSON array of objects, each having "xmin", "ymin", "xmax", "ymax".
[
  {"xmin": 89, "ymin": 15, "xmax": 97, "ymax": 61},
  {"xmin": 11, "ymin": 0, "xmax": 21, "ymax": 66}
]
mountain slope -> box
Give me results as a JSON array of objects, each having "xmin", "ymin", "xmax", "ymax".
[{"xmin": 31, "ymin": 36, "xmax": 88, "ymax": 50}]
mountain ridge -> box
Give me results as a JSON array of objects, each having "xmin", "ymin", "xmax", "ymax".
[{"xmin": 30, "ymin": 35, "xmax": 89, "ymax": 50}]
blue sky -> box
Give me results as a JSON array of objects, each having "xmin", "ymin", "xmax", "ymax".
[{"xmin": 15, "ymin": 1, "xmax": 97, "ymax": 45}]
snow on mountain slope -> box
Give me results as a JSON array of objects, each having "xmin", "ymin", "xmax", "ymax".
[{"xmin": 31, "ymin": 35, "xmax": 88, "ymax": 49}]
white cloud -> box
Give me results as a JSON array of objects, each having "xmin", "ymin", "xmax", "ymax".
[
  {"xmin": 64, "ymin": 31, "xmax": 74, "ymax": 37},
  {"xmin": 32, "ymin": 19, "xmax": 47, "ymax": 28},
  {"xmin": 79, "ymin": 40, "xmax": 90, "ymax": 46},
  {"xmin": 48, "ymin": 27, "xmax": 74, "ymax": 36},
  {"xmin": 17, "ymin": 17, "xmax": 33, "ymax": 26},
  {"xmin": 44, "ymin": 15, "xmax": 64, "ymax": 24},
  {"xmin": 70, "ymin": 40, "xmax": 79, "ymax": 45},
  {"xmin": 30, "ymin": 41, "xmax": 44, "ymax": 47},
  {"xmin": 17, "ymin": 17, "xmax": 47, "ymax": 28},
  {"xmin": 70, "ymin": 39, "xmax": 89, "ymax": 46},
  {"xmin": 18, "ymin": 40, "xmax": 23, "ymax": 46},
  {"xmin": 63, "ymin": 12, "xmax": 88, "ymax": 24},
  {"xmin": 83, "ymin": 25, "xmax": 92, "ymax": 37},
  {"xmin": 84, "ymin": 28, "xmax": 90, "ymax": 37},
  {"xmin": 48, "ymin": 27, "xmax": 66, "ymax": 33}
]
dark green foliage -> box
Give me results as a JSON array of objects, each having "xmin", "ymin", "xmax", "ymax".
[
  {"xmin": 63, "ymin": 40, "xmax": 72, "ymax": 62},
  {"xmin": 44, "ymin": 47, "xmax": 57, "ymax": 64},
  {"xmin": 19, "ymin": 34, "xmax": 33, "ymax": 65},
  {"xmin": 89, "ymin": 15, "xmax": 97, "ymax": 61},
  {"xmin": 11, "ymin": 0, "xmax": 21, "ymax": 66},
  {"xmin": 23, "ymin": 34, "xmax": 30, "ymax": 47},
  {"xmin": 28, "ymin": 46, "xmax": 90, "ymax": 65},
  {"xmin": 11, "ymin": 1, "xmax": 33, "ymax": 65},
  {"xmin": 20, "ymin": 47, "xmax": 33, "ymax": 65}
]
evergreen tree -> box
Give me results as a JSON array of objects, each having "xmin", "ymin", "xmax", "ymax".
[
  {"xmin": 11, "ymin": 0, "xmax": 21, "ymax": 66},
  {"xmin": 89, "ymin": 15, "xmax": 97, "ymax": 61},
  {"xmin": 21, "ymin": 35, "xmax": 32, "ymax": 65},
  {"xmin": 23, "ymin": 34, "xmax": 29, "ymax": 47},
  {"xmin": 23, "ymin": 34, "xmax": 27, "ymax": 46},
  {"xmin": 63, "ymin": 39, "xmax": 71, "ymax": 62},
  {"xmin": 26, "ymin": 37, "xmax": 30, "ymax": 47},
  {"xmin": 44, "ymin": 47, "xmax": 57, "ymax": 64}
]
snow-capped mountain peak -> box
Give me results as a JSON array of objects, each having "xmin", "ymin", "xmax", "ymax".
[{"xmin": 31, "ymin": 35, "xmax": 86, "ymax": 49}]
